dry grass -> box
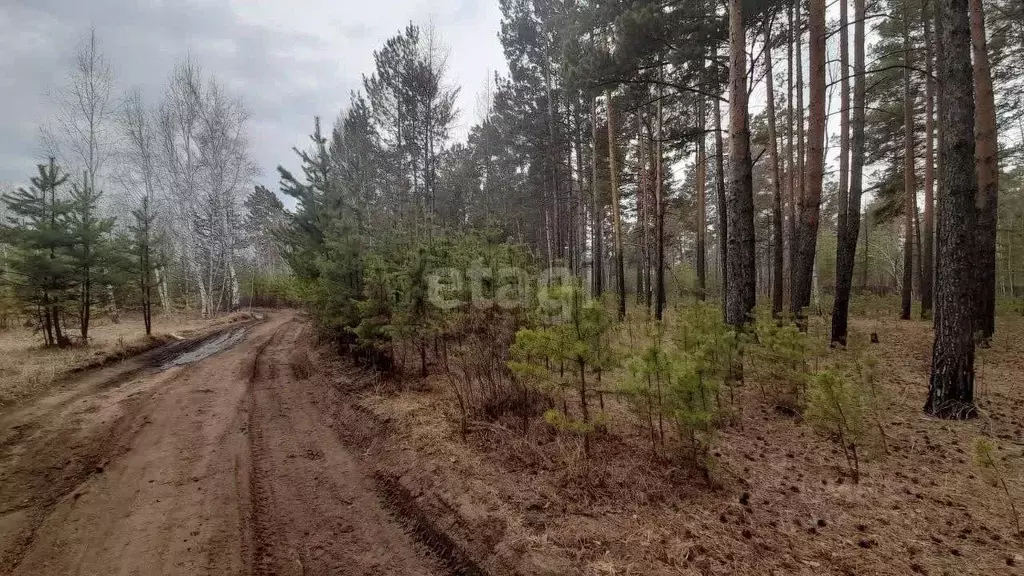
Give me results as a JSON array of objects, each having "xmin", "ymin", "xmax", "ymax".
[
  {"xmin": 344, "ymin": 312, "xmax": 1024, "ymax": 576},
  {"xmin": 0, "ymin": 311, "xmax": 250, "ymax": 407}
]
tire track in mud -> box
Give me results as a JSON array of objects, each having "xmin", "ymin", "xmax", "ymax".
[
  {"xmin": 244, "ymin": 319, "xmax": 451, "ymax": 576},
  {"xmin": 245, "ymin": 319, "xmax": 295, "ymax": 576},
  {"xmin": 373, "ymin": 473, "xmax": 487, "ymax": 576},
  {"xmin": 317, "ymin": 379, "xmax": 491, "ymax": 576},
  {"xmin": 2, "ymin": 312, "xmax": 487, "ymax": 576}
]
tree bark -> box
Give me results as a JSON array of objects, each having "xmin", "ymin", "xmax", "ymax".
[
  {"xmin": 933, "ymin": 0, "xmax": 946, "ymax": 329},
  {"xmin": 591, "ymin": 96, "xmax": 603, "ymax": 297},
  {"xmin": 725, "ymin": 0, "xmax": 756, "ymax": 328},
  {"xmin": 637, "ymin": 112, "xmax": 651, "ymax": 310},
  {"xmin": 926, "ymin": 0, "xmax": 977, "ymax": 419},
  {"xmin": 838, "ymin": 0, "xmax": 851, "ymax": 253},
  {"xmin": 655, "ymin": 77, "xmax": 666, "ymax": 318},
  {"xmin": 922, "ymin": 7, "xmax": 936, "ymax": 319},
  {"xmin": 696, "ymin": 80, "xmax": 708, "ymax": 302},
  {"xmin": 901, "ymin": 8, "xmax": 916, "ymax": 321},
  {"xmin": 606, "ymin": 88, "xmax": 626, "ymax": 321},
  {"xmin": 714, "ymin": 78, "xmax": 728, "ymax": 318},
  {"xmin": 970, "ymin": 0, "xmax": 998, "ymax": 342},
  {"xmin": 787, "ymin": 4, "xmax": 797, "ymax": 302},
  {"xmin": 795, "ymin": 0, "xmax": 806, "ymax": 219},
  {"xmin": 765, "ymin": 19, "xmax": 784, "ymax": 317},
  {"xmin": 793, "ymin": 0, "xmax": 826, "ymax": 325},
  {"xmin": 832, "ymin": 0, "xmax": 864, "ymax": 346}
]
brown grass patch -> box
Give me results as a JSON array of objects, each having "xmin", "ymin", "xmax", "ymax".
[{"xmin": 0, "ymin": 311, "xmax": 257, "ymax": 407}]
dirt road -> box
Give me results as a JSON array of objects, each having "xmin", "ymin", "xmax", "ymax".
[{"xmin": 0, "ymin": 312, "xmax": 441, "ymax": 576}]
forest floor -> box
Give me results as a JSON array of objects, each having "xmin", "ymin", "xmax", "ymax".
[
  {"xmin": 0, "ymin": 310, "xmax": 1021, "ymax": 576},
  {"xmin": 350, "ymin": 312, "xmax": 1024, "ymax": 576}
]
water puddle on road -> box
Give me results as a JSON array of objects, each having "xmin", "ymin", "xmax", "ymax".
[{"xmin": 159, "ymin": 328, "xmax": 248, "ymax": 370}]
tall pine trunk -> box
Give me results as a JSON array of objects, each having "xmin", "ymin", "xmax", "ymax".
[
  {"xmin": 926, "ymin": 0, "xmax": 977, "ymax": 419},
  {"xmin": 591, "ymin": 96, "xmax": 603, "ymax": 297},
  {"xmin": 725, "ymin": 0, "xmax": 756, "ymax": 327},
  {"xmin": 922, "ymin": 7, "xmax": 936, "ymax": 319},
  {"xmin": 655, "ymin": 78, "xmax": 666, "ymax": 318},
  {"xmin": 696, "ymin": 85, "xmax": 708, "ymax": 302},
  {"xmin": 838, "ymin": 0, "xmax": 851, "ymax": 255},
  {"xmin": 933, "ymin": 0, "xmax": 946, "ymax": 329},
  {"xmin": 793, "ymin": 0, "xmax": 826, "ymax": 324},
  {"xmin": 786, "ymin": 4, "xmax": 797, "ymax": 302},
  {"xmin": 764, "ymin": 19, "xmax": 784, "ymax": 317},
  {"xmin": 795, "ymin": 0, "xmax": 806, "ymax": 226},
  {"xmin": 970, "ymin": 0, "xmax": 998, "ymax": 342},
  {"xmin": 714, "ymin": 81, "xmax": 728, "ymax": 317},
  {"xmin": 901, "ymin": 9, "xmax": 917, "ymax": 321},
  {"xmin": 832, "ymin": 0, "xmax": 864, "ymax": 346},
  {"xmin": 606, "ymin": 88, "xmax": 626, "ymax": 321}
]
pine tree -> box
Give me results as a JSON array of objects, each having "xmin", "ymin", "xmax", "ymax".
[
  {"xmin": 1, "ymin": 159, "xmax": 74, "ymax": 347},
  {"xmin": 764, "ymin": 14, "xmax": 784, "ymax": 317},
  {"xmin": 130, "ymin": 195, "xmax": 159, "ymax": 335},
  {"xmin": 725, "ymin": 0, "xmax": 755, "ymax": 328},
  {"xmin": 66, "ymin": 172, "xmax": 116, "ymax": 340},
  {"xmin": 606, "ymin": 88, "xmax": 626, "ymax": 321},
  {"xmin": 832, "ymin": 0, "xmax": 868, "ymax": 347},
  {"xmin": 901, "ymin": 3, "xmax": 917, "ymax": 321},
  {"xmin": 921, "ymin": 3, "xmax": 936, "ymax": 319},
  {"xmin": 792, "ymin": 0, "xmax": 826, "ymax": 325},
  {"xmin": 926, "ymin": 0, "xmax": 978, "ymax": 419},
  {"xmin": 970, "ymin": 0, "xmax": 998, "ymax": 342}
]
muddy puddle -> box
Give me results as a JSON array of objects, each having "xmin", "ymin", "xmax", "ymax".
[{"xmin": 159, "ymin": 328, "xmax": 248, "ymax": 370}]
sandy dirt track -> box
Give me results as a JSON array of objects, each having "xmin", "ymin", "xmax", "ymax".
[{"xmin": 0, "ymin": 311, "xmax": 440, "ymax": 576}]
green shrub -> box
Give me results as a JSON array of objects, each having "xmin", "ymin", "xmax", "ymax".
[
  {"xmin": 509, "ymin": 282, "xmax": 614, "ymax": 456},
  {"xmin": 622, "ymin": 303, "xmax": 727, "ymax": 479},
  {"xmin": 748, "ymin": 308, "xmax": 811, "ymax": 410}
]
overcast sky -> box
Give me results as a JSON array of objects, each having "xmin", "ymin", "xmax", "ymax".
[{"xmin": 0, "ymin": 0, "xmax": 508, "ymax": 192}]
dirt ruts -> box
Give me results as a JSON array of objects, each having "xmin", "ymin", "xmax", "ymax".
[{"xmin": 0, "ymin": 311, "xmax": 461, "ymax": 576}]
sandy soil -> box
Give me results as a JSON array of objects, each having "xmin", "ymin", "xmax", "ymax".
[{"xmin": 0, "ymin": 311, "xmax": 441, "ymax": 576}]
